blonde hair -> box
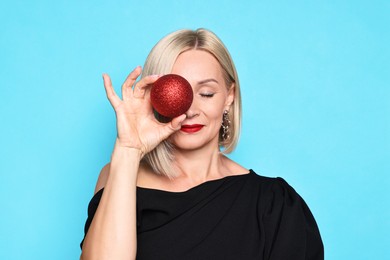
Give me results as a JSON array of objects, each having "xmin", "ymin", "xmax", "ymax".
[{"xmin": 141, "ymin": 28, "xmax": 242, "ymax": 178}]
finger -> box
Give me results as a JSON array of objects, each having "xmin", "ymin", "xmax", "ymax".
[
  {"xmin": 133, "ymin": 74, "xmax": 160, "ymax": 99},
  {"xmin": 159, "ymin": 114, "xmax": 187, "ymax": 140},
  {"xmin": 103, "ymin": 73, "xmax": 122, "ymax": 108},
  {"xmin": 122, "ymin": 66, "xmax": 142, "ymax": 100},
  {"xmin": 171, "ymin": 114, "xmax": 187, "ymax": 130}
]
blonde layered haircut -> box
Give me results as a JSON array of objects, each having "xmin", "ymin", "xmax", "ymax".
[{"xmin": 141, "ymin": 28, "xmax": 242, "ymax": 178}]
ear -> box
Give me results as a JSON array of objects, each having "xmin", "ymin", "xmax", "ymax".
[{"xmin": 224, "ymin": 84, "xmax": 235, "ymax": 110}]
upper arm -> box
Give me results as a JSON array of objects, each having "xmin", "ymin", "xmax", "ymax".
[
  {"xmin": 94, "ymin": 163, "xmax": 110, "ymax": 194},
  {"xmin": 261, "ymin": 178, "xmax": 324, "ymax": 259}
]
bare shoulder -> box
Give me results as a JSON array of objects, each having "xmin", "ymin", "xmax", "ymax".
[
  {"xmin": 137, "ymin": 161, "xmax": 165, "ymax": 188},
  {"xmin": 221, "ymin": 155, "xmax": 249, "ymax": 176},
  {"xmin": 94, "ymin": 161, "xmax": 161, "ymax": 193},
  {"xmin": 94, "ymin": 163, "xmax": 111, "ymax": 194}
]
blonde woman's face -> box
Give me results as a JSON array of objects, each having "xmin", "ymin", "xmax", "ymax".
[{"xmin": 169, "ymin": 50, "xmax": 234, "ymax": 151}]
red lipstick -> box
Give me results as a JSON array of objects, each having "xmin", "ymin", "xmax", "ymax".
[{"xmin": 180, "ymin": 124, "xmax": 204, "ymax": 133}]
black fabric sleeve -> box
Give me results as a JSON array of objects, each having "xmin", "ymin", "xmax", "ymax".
[
  {"xmin": 260, "ymin": 178, "xmax": 324, "ymax": 260},
  {"xmin": 80, "ymin": 188, "xmax": 104, "ymax": 249}
]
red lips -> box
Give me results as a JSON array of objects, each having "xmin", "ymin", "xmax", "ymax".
[{"xmin": 180, "ymin": 124, "xmax": 204, "ymax": 133}]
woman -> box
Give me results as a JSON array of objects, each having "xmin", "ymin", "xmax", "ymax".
[{"xmin": 80, "ymin": 28, "xmax": 324, "ymax": 259}]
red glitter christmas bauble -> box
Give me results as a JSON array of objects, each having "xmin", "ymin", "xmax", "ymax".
[{"xmin": 150, "ymin": 74, "xmax": 193, "ymax": 118}]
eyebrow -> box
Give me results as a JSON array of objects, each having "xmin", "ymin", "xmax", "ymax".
[{"xmin": 197, "ymin": 78, "xmax": 219, "ymax": 85}]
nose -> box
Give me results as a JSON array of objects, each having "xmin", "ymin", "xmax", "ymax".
[
  {"xmin": 185, "ymin": 111, "xmax": 199, "ymax": 119},
  {"xmin": 185, "ymin": 97, "xmax": 199, "ymax": 119}
]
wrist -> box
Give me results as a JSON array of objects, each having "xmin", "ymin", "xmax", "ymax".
[
  {"xmin": 114, "ymin": 139, "xmax": 144, "ymax": 157},
  {"xmin": 106, "ymin": 140, "xmax": 142, "ymax": 185}
]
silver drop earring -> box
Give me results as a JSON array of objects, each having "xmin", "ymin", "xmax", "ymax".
[{"xmin": 221, "ymin": 110, "xmax": 231, "ymax": 141}]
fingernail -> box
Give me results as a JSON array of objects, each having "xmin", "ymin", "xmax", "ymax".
[{"xmin": 179, "ymin": 114, "xmax": 187, "ymax": 123}]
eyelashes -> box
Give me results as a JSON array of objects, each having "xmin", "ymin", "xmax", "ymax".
[{"xmin": 200, "ymin": 93, "xmax": 215, "ymax": 98}]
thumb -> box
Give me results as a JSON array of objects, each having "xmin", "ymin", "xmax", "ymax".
[
  {"xmin": 159, "ymin": 114, "xmax": 186, "ymax": 140},
  {"xmin": 171, "ymin": 114, "xmax": 187, "ymax": 130}
]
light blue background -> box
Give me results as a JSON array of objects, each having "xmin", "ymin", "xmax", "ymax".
[{"xmin": 1, "ymin": 0, "xmax": 389, "ymax": 259}]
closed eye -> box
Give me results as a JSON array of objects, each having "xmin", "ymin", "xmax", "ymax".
[{"xmin": 200, "ymin": 93, "xmax": 215, "ymax": 98}]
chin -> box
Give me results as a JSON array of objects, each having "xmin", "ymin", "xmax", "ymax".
[
  {"xmin": 171, "ymin": 140, "xmax": 203, "ymax": 151},
  {"xmin": 170, "ymin": 135, "xmax": 218, "ymax": 152}
]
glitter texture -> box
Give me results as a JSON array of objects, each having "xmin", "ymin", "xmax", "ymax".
[{"xmin": 151, "ymin": 74, "xmax": 193, "ymax": 118}]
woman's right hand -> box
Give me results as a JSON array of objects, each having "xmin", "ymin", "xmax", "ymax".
[{"xmin": 103, "ymin": 66, "xmax": 186, "ymax": 157}]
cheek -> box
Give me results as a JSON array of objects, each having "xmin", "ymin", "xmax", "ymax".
[
  {"xmin": 203, "ymin": 108, "xmax": 224, "ymax": 128},
  {"xmin": 200, "ymin": 101, "xmax": 225, "ymax": 122}
]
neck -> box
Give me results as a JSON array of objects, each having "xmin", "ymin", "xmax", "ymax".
[{"xmin": 172, "ymin": 143, "xmax": 226, "ymax": 183}]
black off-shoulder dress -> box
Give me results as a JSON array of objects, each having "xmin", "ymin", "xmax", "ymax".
[{"xmin": 81, "ymin": 170, "xmax": 324, "ymax": 259}]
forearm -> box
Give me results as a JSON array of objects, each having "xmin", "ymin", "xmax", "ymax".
[{"xmin": 81, "ymin": 141, "xmax": 141, "ymax": 260}]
